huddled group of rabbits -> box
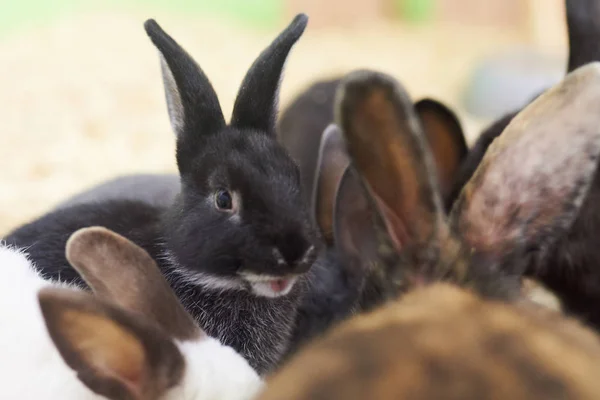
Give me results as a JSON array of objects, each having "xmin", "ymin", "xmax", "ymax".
[{"xmin": 6, "ymin": 0, "xmax": 600, "ymax": 399}]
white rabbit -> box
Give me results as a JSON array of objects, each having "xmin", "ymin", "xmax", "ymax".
[{"xmin": 0, "ymin": 226, "xmax": 262, "ymax": 400}]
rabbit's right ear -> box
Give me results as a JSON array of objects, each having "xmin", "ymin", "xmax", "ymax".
[
  {"xmin": 312, "ymin": 124, "xmax": 351, "ymax": 245},
  {"xmin": 415, "ymin": 98, "xmax": 468, "ymax": 201},
  {"xmin": 230, "ymin": 14, "xmax": 308, "ymax": 135},
  {"xmin": 451, "ymin": 63, "xmax": 600, "ymax": 271},
  {"xmin": 65, "ymin": 227, "xmax": 202, "ymax": 342},
  {"xmin": 144, "ymin": 20, "xmax": 225, "ymax": 171},
  {"xmin": 39, "ymin": 288, "xmax": 184, "ymax": 400}
]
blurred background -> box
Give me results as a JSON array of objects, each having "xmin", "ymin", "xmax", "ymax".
[{"xmin": 0, "ymin": 0, "xmax": 567, "ymax": 233}]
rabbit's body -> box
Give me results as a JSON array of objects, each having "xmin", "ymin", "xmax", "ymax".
[
  {"xmin": 56, "ymin": 173, "xmax": 180, "ymax": 210},
  {"xmin": 258, "ymin": 284, "xmax": 600, "ymax": 400},
  {"xmin": 5, "ymin": 16, "xmax": 316, "ymax": 374},
  {"xmin": 0, "ymin": 239, "xmax": 262, "ymax": 400}
]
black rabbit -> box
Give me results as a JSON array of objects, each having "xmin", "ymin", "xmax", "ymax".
[
  {"xmin": 446, "ymin": 0, "xmax": 600, "ymax": 330},
  {"xmin": 4, "ymin": 15, "xmax": 318, "ymax": 375},
  {"xmin": 55, "ymin": 173, "xmax": 180, "ymax": 209}
]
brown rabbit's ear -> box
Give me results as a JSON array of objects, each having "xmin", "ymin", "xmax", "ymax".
[
  {"xmin": 65, "ymin": 227, "xmax": 201, "ymax": 341},
  {"xmin": 312, "ymin": 124, "xmax": 351, "ymax": 245},
  {"xmin": 451, "ymin": 63, "xmax": 600, "ymax": 265},
  {"xmin": 332, "ymin": 168, "xmax": 388, "ymax": 271},
  {"xmin": 332, "ymin": 167, "xmax": 401, "ymax": 309},
  {"xmin": 336, "ymin": 70, "xmax": 446, "ymax": 253},
  {"xmin": 415, "ymin": 98, "xmax": 468, "ymax": 201},
  {"xmin": 39, "ymin": 288, "xmax": 184, "ymax": 400}
]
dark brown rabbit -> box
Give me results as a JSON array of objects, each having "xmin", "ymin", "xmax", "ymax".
[
  {"xmin": 277, "ymin": 77, "xmax": 468, "ymax": 206},
  {"xmin": 257, "ymin": 63, "xmax": 600, "ymax": 400},
  {"xmin": 446, "ymin": 0, "xmax": 600, "ymax": 330}
]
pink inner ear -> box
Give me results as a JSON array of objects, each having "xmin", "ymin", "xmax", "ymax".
[{"xmin": 372, "ymin": 193, "xmax": 408, "ymax": 253}]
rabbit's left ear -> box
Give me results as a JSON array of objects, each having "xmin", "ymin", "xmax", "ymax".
[
  {"xmin": 230, "ymin": 14, "xmax": 308, "ymax": 135},
  {"xmin": 451, "ymin": 63, "xmax": 600, "ymax": 269},
  {"xmin": 39, "ymin": 288, "xmax": 184, "ymax": 400},
  {"xmin": 415, "ymin": 98, "xmax": 468, "ymax": 201},
  {"xmin": 65, "ymin": 227, "xmax": 202, "ymax": 341}
]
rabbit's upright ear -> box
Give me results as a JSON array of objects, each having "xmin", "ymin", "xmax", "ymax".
[
  {"xmin": 39, "ymin": 288, "xmax": 184, "ymax": 400},
  {"xmin": 336, "ymin": 70, "xmax": 447, "ymax": 254},
  {"xmin": 566, "ymin": 0, "xmax": 600, "ymax": 73},
  {"xmin": 144, "ymin": 20, "xmax": 225, "ymax": 171},
  {"xmin": 451, "ymin": 63, "xmax": 600, "ymax": 270},
  {"xmin": 312, "ymin": 124, "xmax": 351, "ymax": 245},
  {"xmin": 415, "ymin": 98, "xmax": 468, "ymax": 202},
  {"xmin": 230, "ymin": 14, "xmax": 308, "ymax": 135},
  {"xmin": 65, "ymin": 227, "xmax": 202, "ymax": 342}
]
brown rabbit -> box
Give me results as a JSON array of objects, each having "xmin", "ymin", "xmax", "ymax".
[{"xmin": 257, "ymin": 63, "xmax": 600, "ymax": 399}]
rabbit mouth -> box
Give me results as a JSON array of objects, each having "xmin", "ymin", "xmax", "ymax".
[{"xmin": 239, "ymin": 273, "xmax": 299, "ymax": 298}]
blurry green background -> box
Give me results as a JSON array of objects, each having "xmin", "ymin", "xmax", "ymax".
[
  {"xmin": 0, "ymin": 0, "xmax": 436, "ymax": 35},
  {"xmin": 0, "ymin": 0, "xmax": 566, "ymax": 233}
]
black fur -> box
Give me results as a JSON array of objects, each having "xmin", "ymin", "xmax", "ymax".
[
  {"xmin": 284, "ymin": 250, "xmax": 362, "ymax": 359},
  {"xmin": 5, "ymin": 15, "xmax": 316, "ymax": 375},
  {"xmin": 444, "ymin": 0, "xmax": 600, "ymax": 330},
  {"xmin": 55, "ymin": 173, "xmax": 180, "ymax": 210}
]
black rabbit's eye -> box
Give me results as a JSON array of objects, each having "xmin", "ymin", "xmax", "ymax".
[{"xmin": 215, "ymin": 190, "xmax": 233, "ymax": 211}]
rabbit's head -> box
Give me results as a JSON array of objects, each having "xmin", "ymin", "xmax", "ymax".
[
  {"xmin": 327, "ymin": 63, "xmax": 600, "ymax": 309},
  {"xmin": 144, "ymin": 16, "xmax": 319, "ymax": 298},
  {"xmin": 40, "ymin": 227, "xmax": 262, "ymax": 400}
]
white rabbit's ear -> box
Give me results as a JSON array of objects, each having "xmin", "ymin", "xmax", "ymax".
[
  {"xmin": 65, "ymin": 227, "xmax": 202, "ymax": 342},
  {"xmin": 451, "ymin": 63, "xmax": 600, "ymax": 267},
  {"xmin": 39, "ymin": 287, "xmax": 184, "ymax": 400}
]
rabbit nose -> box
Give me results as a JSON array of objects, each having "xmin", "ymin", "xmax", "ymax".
[{"xmin": 272, "ymin": 242, "xmax": 317, "ymax": 274}]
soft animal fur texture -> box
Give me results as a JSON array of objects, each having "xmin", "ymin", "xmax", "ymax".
[
  {"xmin": 257, "ymin": 63, "xmax": 600, "ymax": 400},
  {"xmin": 4, "ymin": 15, "xmax": 317, "ymax": 374},
  {"xmin": 445, "ymin": 0, "xmax": 600, "ymax": 330},
  {"xmin": 336, "ymin": 64, "xmax": 600, "ymax": 307},
  {"xmin": 56, "ymin": 173, "xmax": 180, "ymax": 210},
  {"xmin": 257, "ymin": 283, "xmax": 600, "ymax": 400},
  {"xmin": 1, "ymin": 227, "xmax": 262, "ymax": 400},
  {"xmin": 279, "ymin": 73, "xmax": 469, "ymax": 357}
]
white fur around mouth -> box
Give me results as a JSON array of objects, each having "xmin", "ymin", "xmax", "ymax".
[{"xmin": 240, "ymin": 273, "xmax": 299, "ymax": 298}]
